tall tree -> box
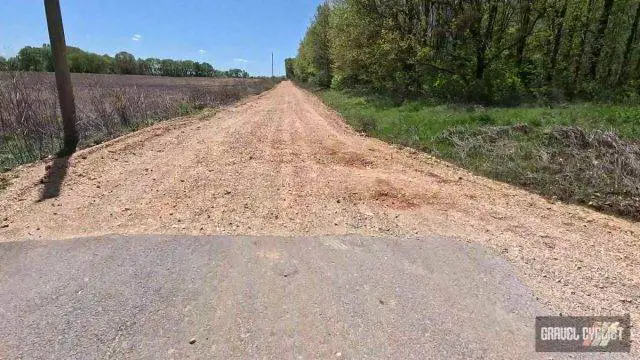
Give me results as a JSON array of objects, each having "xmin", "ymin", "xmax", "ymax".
[
  {"xmin": 573, "ymin": 0, "xmax": 595, "ymax": 87},
  {"xmin": 618, "ymin": 0, "xmax": 640, "ymax": 84},
  {"xmin": 547, "ymin": 0, "xmax": 569, "ymax": 82},
  {"xmin": 516, "ymin": 0, "xmax": 533, "ymax": 68},
  {"xmin": 471, "ymin": 0, "xmax": 498, "ymax": 80},
  {"xmin": 589, "ymin": 0, "xmax": 615, "ymax": 80},
  {"xmin": 17, "ymin": 46, "xmax": 50, "ymax": 72},
  {"xmin": 285, "ymin": 58, "xmax": 295, "ymax": 79},
  {"xmin": 114, "ymin": 51, "xmax": 136, "ymax": 75},
  {"xmin": 294, "ymin": 0, "xmax": 640, "ymax": 103}
]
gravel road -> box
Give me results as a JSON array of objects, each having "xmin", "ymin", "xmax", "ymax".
[{"xmin": 0, "ymin": 81, "xmax": 638, "ymax": 356}]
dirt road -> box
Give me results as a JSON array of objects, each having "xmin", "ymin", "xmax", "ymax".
[{"xmin": 1, "ymin": 81, "xmax": 639, "ymax": 326}]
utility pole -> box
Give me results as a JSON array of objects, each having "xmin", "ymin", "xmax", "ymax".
[
  {"xmin": 44, "ymin": 0, "xmax": 78, "ymax": 156},
  {"xmin": 271, "ymin": 52, "xmax": 274, "ymax": 78}
]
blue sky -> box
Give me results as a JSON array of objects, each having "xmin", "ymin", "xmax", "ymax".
[{"xmin": 0, "ymin": 0, "xmax": 323, "ymax": 76}]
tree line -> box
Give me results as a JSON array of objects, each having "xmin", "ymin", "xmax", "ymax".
[
  {"xmin": 289, "ymin": 0, "xmax": 640, "ymax": 104},
  {"xmin": 0, "ymin": 45, "xmax": 250, "ymax": 78}
]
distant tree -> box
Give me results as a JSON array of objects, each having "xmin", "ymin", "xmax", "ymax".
[
  {"xmin": 182, "ymin": 60, "xmax": 196, "ymax": 76},
  {"xmin": 285, "ymin": 58, "xmax": 295, "ymax": 79},
  {"xmin": 67, "ymin": 47, "xmax": 109, "ymax": 74},
  {"xmin": 7, "ymin": 57, "xmax": 19, "ymax": 71},
  {"xmin": 6, "ymin": 44, "xmax": 248, "ymax": 78},
  {"xmin": 196, "ymin": 62, "xmax": 214, "ymax": 77},
  {"xmin": 227, "ymin": 68, "xmax": 249, "ymax": 78},
  {"xmin": 135, "ymin": 58, "xmax": 151, "ymax": 75},
  {"xmin": 101, "ymin": 55, "xmax": 115, "ymax": 73},
  {"xmin": 114, "ymin": 51, "xmax": 136, "ymax": 74},
  {"xmin": 17, "ymin": 46, "xmax": 51, "ymax": 71},
  {"xmin": 547, "ymin": 0, "xmax": 570, "ymax": 82},
  {"xmin": 160, "ymin": 59, "xmax": 178, "ymax": 77},
  {"xmin": 143, "ymin": 58, "xmax": 161, "ymax": 76}
]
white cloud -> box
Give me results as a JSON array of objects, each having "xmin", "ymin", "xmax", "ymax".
[
  {"xmin": 131, "ymin": 34, "xmax": 142, "ymax": 41},
  {"xmin": 233, "ymin": 58, "xmax": 249, "ymax": 63},
  {"xmin": 199, "ymin": 49, "xmax": 207, "ymax": 55}
]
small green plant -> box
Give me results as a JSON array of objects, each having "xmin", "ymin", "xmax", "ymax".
[{"xmin": 178, "ymin": 103, "xmax": 194, "ymax": 115}]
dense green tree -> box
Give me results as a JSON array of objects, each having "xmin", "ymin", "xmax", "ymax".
[
  {"xmin": 68, "ymin": 47, "xmax": 110, "ymax": 74},
  {"xmin": 196, "ymin": 62, "xmax": 215, "ymax": 77},
  {"xmin": 144, "ymin": 58, "xmax": 162, "ymax": 76},
  {"xmin": 6, "ymin": 44, "xmax": 251, "ymax": 78},
  {"xmin": 285, "ymin": 58, "xmax": 295, "ymax": 79},
  {"xmin": 226, "ymin": 68, "xmax": 249, "ymax": 78},
  {"xmin": 295, "ymin": 3, "xmax": 332, "ymax": 87},
  {"xmin": 293, "ymin": 0, "xmax": 640, "ymax": 104},
  {"xmin": 618, "ymin": 1, "xmax": 640, "ymax": 84},
  {"xmin": 16, "ymin": 45, "xmax": 51, "ymax": 72},
  {"xmin": 114, "ymin": 51, "xmax": 136, "ymax": 75}
]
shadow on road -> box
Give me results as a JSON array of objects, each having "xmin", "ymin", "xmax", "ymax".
[{"xmin": 38, "ymin": 156, "xmax": 70, "ymax": 201}]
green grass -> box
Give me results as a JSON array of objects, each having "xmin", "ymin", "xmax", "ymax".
[
  {"xmin": 320, "ymin": 90, "xmax": 640, "ymax": 142},
  {"xmin": 319, "ymin": 89, "xmax": 640, "ymax": 221}
]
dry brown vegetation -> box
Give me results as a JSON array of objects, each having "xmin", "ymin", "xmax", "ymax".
[{"xmin": 0, "ymin": 72, "xmax": 278, "ymax": 171}]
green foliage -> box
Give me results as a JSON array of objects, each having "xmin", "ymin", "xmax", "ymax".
[
  {"xmin": 226, "ymin": 69, "xmax": 250, "ymax": 78},
  {"xmin": 293, "ymin": 0, "xmax": 640, "ymax": 105},
  {"xmin": 3, "ymin": 45, "xmax": 247, "ymax": 78},
  {"xmin": 115, "ymin": 51, "xmax": 136, "ymax": 75},
  {"xmin": 295, "ymin": 3, "xmax": 333, "ymax": 87},
  {"xmin": 16, "ymin": 45, "xmax": 52, "ymax": 72},
  {"xmin": 284, "ymin": 58, "xmax": 296, "ymax": 79},
  {"xmin": 68, "ymin": 47, "xmax": 111, "ymax": 74}
]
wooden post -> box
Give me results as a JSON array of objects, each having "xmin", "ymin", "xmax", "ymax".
[{"xmin": 44, "ymin": 0, "xmax": 78, "ymax": 155}]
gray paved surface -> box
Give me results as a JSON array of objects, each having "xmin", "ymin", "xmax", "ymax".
[{"xmin": 0, "ymin": 235, "xmax": 623, "ymax": 359}]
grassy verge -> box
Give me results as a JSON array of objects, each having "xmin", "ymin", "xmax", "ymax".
[{"xmin": 319, "ymin": 89, "xmax": 640, "ymax": 221}]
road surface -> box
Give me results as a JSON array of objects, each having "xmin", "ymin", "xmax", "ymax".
[
  {"xmin": 0, "ymin": 234, "xmax": 618, "ymax": 359},
  {"xmin": 0, "ymin": 81, "xmax": 638, "ymax": 357}
]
